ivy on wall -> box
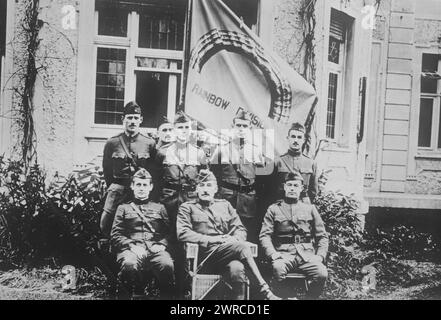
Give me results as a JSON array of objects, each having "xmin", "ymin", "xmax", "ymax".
[{"xmin": 6, "ymin": 0, "xmax": 76, "ymax": 172}]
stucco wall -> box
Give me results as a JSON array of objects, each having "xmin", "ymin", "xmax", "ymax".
[{"xmin": 10, "ymin": 0, "xmax": 79, "ymax": 176}]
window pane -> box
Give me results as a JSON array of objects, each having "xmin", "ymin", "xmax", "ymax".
[
  {"xmin": 328, "ymin": 37, "xmax": 341, "ymax": 64},
  {"xmin": 421, "ymin": 53, "xmax": 440, "ymax": 94},
  {"xmin": 326, "ymin": 73, "xmax": 338, "ymax": 139},
  {"xmin": 95, "ymin": 48, "xmax": 126, "ymax": 125},
  {"xmin": 438, "ymin": 99, "xmax": 441, "ymax": 149},
  {"xmin": 139, "ymin": 4, "xmax": 185, "ymax": 50},
  {"xmin": 418, "ymin": 98, "xmax": 433, "ymax": 147},
  {"xmin": 97, "ymin": 7, "xmax": 128, "ymax": 37}
]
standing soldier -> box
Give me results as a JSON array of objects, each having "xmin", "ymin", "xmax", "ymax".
[
  {"xmin": 111, "ymin": 169, "xmax": 175, "ymax": 299},
  {"xmin": 210, "ymin": 111, "xmax": 264, "ymax": 242},
  {"xmin": 156, "ymin": 120, "xmax": 175, "ymax": 151},
  {"xmin": 272, "ymin": 123, "xmax": 318, "ymax": 204},
  {"xmin": 101, "ymin": 101, "xmax": 156, "ymax": 237},
  {"xmin": 156, "ymin": 113, "xmax": 207, "ymax": 224},
  {"xmin": 155, "ymin": 112, "xmax": 207, "ymax": 298},
  {"xmin": 260, "ymin": 172, "xmax": 328, "ymax": 299},
  {"xmin": 177, "ymin": 169, "xmax": 281, "ymax": 300}
]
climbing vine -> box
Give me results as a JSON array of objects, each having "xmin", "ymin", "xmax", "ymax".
[
  {"xmin": 7, "ymin": 0, "xmax": 76, "ymax": 172},
  {"xmin": 297, "ymin": 0, "xmax": 317, "ymax": 156},
  {"xmin": 13, "ymin": 0, "xmax": 41, "ymax": 170}
]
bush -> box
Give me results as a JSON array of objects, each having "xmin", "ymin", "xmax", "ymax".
[
  {"xmin": 0, "ymin": 156, "xmax": 106, "ymax": 269},
  {"xmin": 314, "ymin": 190, "xmax": 366, "ymax": 297},
  {"xmin": 315, "ymin": 189, "xmax": 441, "ymax": 298}
]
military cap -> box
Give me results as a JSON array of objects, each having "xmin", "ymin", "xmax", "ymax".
[
  {"xmin": 196, "ymin": 169, "xmax": 217, "ymax": 184},
  {"xmin": 284, "ymin": 172, "xmax": 304, "ymax": 183},
  {"xmin": 124, "ymin": 101, "xmax": 142, "ymax": 116},
  {"xmin": 131, "ymin": 168, "xmax": 152, "ymax": 181},
  {"xmin": 174, "ymin": 113, "xmax": 192, "ymax": 124},
  {"xmin": 233, "ymin": 110, "xmax": 251, "ymax": 122},
  {"xmin": 288, "ymin": 122, "xmax": 306, "ymax": 134},
  {"xmin": 158, "ymin": 119, "xmax": 173, "ymax": 130}
]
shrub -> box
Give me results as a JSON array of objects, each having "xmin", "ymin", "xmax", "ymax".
[
  {"xmin": 0, "ymin": 156, "xmax": 106, "ymax": 269},
  {"xmin": 314, "ymin": 190, "xmax": 366, "ymax": 297}
]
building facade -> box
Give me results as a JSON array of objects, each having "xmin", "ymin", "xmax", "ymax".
[
  {"xmin": 365, "ymin": 0, "xmax": 441, "ymax": 209},
  {"xmin": 0, "ymin": 0, "xmax": 374, "ymax": 211}
]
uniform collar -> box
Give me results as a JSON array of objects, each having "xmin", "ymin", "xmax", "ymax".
[
  {"xmin": 198, "ymin": 199, "xmax": 215, "ymax": 208},
  {"xmin": 133, "ymin": 198, "xmax": 150, "ymax": 205},
  {"xmin": 124, "ymin": 131, "xmax": 140, "ymax": 139},
  {"xmin": 287, "ymin": 149, "xmax": 302, "ymax": 158}
]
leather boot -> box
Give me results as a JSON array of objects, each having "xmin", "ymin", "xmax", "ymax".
[
  {"xmin": 231, "ymin": 282, "xmax": 247, "ymax": 300},
  {"xmin": 259, "ymin": 283, "xmax": 282, "ymax": 300}
]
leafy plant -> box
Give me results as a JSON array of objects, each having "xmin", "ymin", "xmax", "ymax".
[{"xmin": 0, "ymin": 156, "xmax": 106, "ymax": 269}]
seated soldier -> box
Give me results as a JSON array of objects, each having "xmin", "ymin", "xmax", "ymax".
[
  {"xmin": 259, "ymin": 172, "xmax": 329, "ymax": 299},
  {"xmin": 177, "ymin": 169, "xmax": 281, "ymax": 300},
  {"xmin": 111, "ymin": 169, "xmax": 175, "ymax": 299}
]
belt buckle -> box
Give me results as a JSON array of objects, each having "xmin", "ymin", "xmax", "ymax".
[{"xmin": 294, "ymin": 235, "xmax": 301, "ymax": 244}]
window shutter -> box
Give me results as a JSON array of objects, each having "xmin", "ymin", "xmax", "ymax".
[{"xmin": 330, "ymin": 18, "xmax": 345, "ymax": 42}]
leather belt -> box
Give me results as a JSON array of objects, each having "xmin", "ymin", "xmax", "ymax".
[
  {"xmin": 277, "ymin": 235, "xmax": 312, "ymax": 245},
  {"xmin": 220, "ymin": 181, "xmax": 255, "ymax": 193}
]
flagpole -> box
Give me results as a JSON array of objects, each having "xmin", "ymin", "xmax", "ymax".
[{"xmin": 180, "ymin": 0, "xmax": 193, "ymax": 111}]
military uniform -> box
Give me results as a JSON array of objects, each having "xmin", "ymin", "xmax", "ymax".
[
  {"xmin": 177, "ymin": 199, "xmax": 253, "ymax": 288},
  {"xmin": 156, "ymin": 142, "xmax": 207, "ymax": 222},
  {"xmin": 111, "ymin": 200, "xmax": 175, "ymax": 299},
  {"xmin": 274, "ymin": 150, "xmax": 318, "ymax": 203},
  {"xmin": 211, "ymin": 140, "xmax": 264, "ymax": 242},
  {"xmin": 259, "ymin": 200, "xmax": 329, "ymax": 299},
  {"xmin": 101, "ymin": 132, "xmax": 156, "ymax": 236}
]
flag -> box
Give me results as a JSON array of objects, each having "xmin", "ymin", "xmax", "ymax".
[{"xmin": 184, "ymin": 0, "xmax": 317, "ymax": 157}]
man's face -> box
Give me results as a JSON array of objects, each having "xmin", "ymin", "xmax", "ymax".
[
  {"xmin": 123, "ymin": 114, "xmax": 143, "ymax": 135},
  {"xmin": 284, "ymin": 180, "xmax": 303, "ymax": 199},
  {"xmin": 175, "ymin": 121, "xmax": 192, "ymax": 143},
  {"xmin": 232, "ymin": 119, "xmax": 252, "ymax": 140},
  {"xmin": 158, "ymin": 123, "xmax": 175, "ymax": 144},
  {"xmin": 287, "ymin": 129, "xmax": 305, "ymax": 152},
  {"xmin": 131, "ymin": 177, "xmax": 153, "ymax": 201},
  {"xmin": 196, "ymin": 181, "xmax": 218, "ymax": 202}
]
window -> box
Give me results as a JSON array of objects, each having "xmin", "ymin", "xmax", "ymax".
[
  {"xmin": 0, "ymin": 0, "xmax": 6, "ymax": 108},
  {"xmin": 93, "ymin": 0, "xmax": 186, "ymax": 128},
  {"xmin": 418, "ymin": 53, "xmax": 441, "ymax": 149},
  {"xmin": 326, "ymin": 10, "xmax": 348, "ymax": 140},
  {"xmin": 92, "ymin": 0, "xmax": 260, "ymax": 129},
  {"xmin": 95, "ymin": 48, "xmax": 126, "ymax": 125}
]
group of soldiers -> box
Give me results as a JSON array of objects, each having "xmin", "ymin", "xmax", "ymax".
[{"xmin": 100, "ymin": 101, "xmax": 329, "ymax": 300}]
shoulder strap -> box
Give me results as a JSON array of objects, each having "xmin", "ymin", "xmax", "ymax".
[
  {"xmin": 119, "ymin": 135, "xmax": 133, "ymax": 160},
  {"xmin": 279, "ymin": 156, "xmax": 296, "ymax": 175},
  {"xmin": 130, "ymin": 203, "xmax": 154, "ymax": 233}
]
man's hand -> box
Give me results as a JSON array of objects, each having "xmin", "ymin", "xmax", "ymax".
[
  {"xmin": 130, "ymin": 245, "xmax": 147, "ymax": 257},
  {"xmin": 150, "ymin": 244, "xmax": 166, "ymax": 253},
  {"xmin": 270, "ymin": 252, "xmax": 283, "ymax": 261},
  {"xmin": 209, "ymin": 235, "xmax": 238, "ymax": 245},
  {"xmin": 309, "ymin": 255, "xmax": 325, "ymax": 264}
]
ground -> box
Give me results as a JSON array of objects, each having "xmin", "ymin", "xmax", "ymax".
[{"xmin": 1, "ymin": 260, "xmax": 441, "ymax": 300}]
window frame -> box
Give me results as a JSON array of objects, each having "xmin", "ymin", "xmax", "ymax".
[
  {"xmin": 417, "ymin": 54, "xmax": 441, "ymax": 151},
  {"xmin": 325, "ymin": 14, "xmax": 348, "ymax": 141}
]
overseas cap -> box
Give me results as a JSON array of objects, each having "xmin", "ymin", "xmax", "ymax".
[
  {"xmin": 233, "ymin": 110, "xmax": 251, "ymax": 122},
  {"xmin": 132, "ymin": 168, "xmax": 152, "ymax": 181},
  {"xmin": 288, "ymin": 122, "xmax": 305, "ymax": 134},
  {"xmin": 124, "ymin": 101, "xmax": 142, "ymax": 116},
  {"xmin": 284, "ymin": 172, "xmax": 304, "ymax": 183},
  {"xmin": 174, "ymin": 113, "xmax": 192, "ymax": 124},
  {"xmin": 196, "ymin": 169, "xmax": 217, "ymax": 184}
]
